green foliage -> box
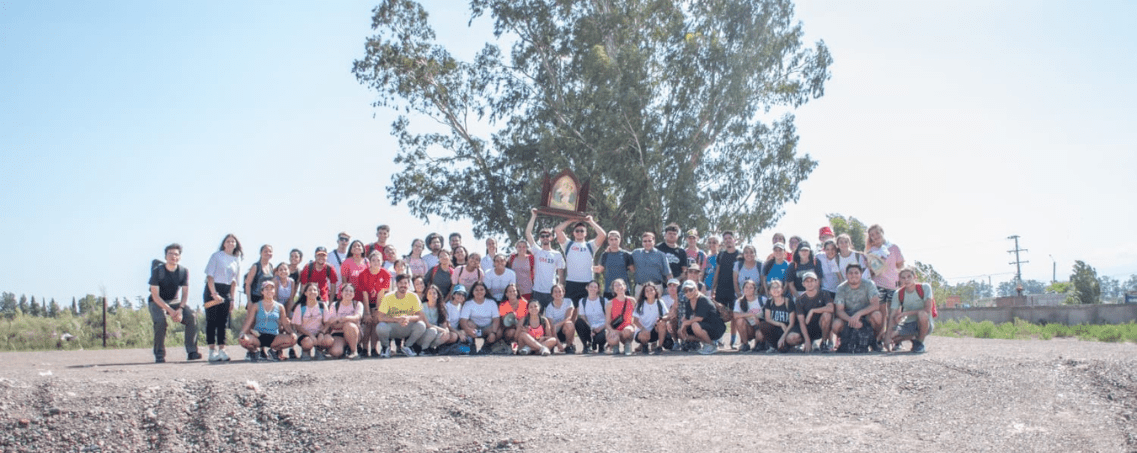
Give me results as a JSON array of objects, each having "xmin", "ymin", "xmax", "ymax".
[
  {"xmin": 1047, "ymin": 281, "xmax": 1072, "ymax": 293},
  {"xmin": 997, "ymin": 279, "xmax": 1046, "ymax": 297},
  {"xmin": 354, "ymin": 0, "xmax": 831, "ymax": 244},
  {"xmin": 1069, "ymin": 260, "xmax": 1101, "ymax": 304},
  {"xmin": 825, "ymin": 213, "xmax": 866, "ymax": 251},
  {"xmin": 933, "ymin": 317, "xmax": 1137, "ymax": 342}
]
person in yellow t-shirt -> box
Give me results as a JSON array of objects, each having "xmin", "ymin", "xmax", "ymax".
[{"xmin": 375, "ymin": 274, "xmax": 436, "ymax": 357}]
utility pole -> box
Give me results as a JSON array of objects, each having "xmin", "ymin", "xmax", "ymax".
[
  {"xmin": 1048, "ymin": 254, "xmax": 1056, "ymax": 283},
  {"xmin": 1007, "ymin": 235, "xmax": 1028, "ymax": 296}
]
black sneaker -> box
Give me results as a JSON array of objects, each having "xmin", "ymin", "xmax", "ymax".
[
  {"xmin": 869, "ymin": 341, "xmax": 883, "ymax": 353},
  {"xmin": 911, "ymin": 340, "xmax": 926, "ymax": 353},
  {"xmin": 564, "ymin": 345, "xmax": 576, "ymax": 355},
  {"xmin": 738, "ymin": 343, "xmax": 751, "ymax": 353},
  {"xmin": 288, "ymin": 348, "xmax": 297, "ymax": 359},
  {"xmin": 245, "ymin": 351, "xmax": 258, "ymax": 363},
  {"xmin": 258, "ymin": 349, "xmax": 268, "ymax": 360},
  {"xmin": 155, "ymin": 357, "xmax": 165, "ymax": 363},
  {"xmin": 186, "ymin": 351, "xmax": 202, "ymax": 361},
  {"xmin": 265, "ymin": 351, "xmax": 281, "ymax": 362}
]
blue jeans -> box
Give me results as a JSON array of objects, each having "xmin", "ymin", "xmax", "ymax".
[{"xmin": 149, "ymin": 301, "xmax": 198, "ymax": 359}]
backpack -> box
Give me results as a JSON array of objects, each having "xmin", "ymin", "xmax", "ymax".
[
  {"xmin": 898, "ymin": 284, "xmax": 937, "ymax": 318},
  {"xmin": 437, "ymin": 342, "xmax": 471, "ymax": 356},
  {"xmin": 837, "ymin": 322, "xmax": 875, "ymax": 353}
]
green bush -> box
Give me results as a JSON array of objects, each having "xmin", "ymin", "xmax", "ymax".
[{"xmin": 930, "ymin": 317, "xmax": 1137, "ymax": 343}]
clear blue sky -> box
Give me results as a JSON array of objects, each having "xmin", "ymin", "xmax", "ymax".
[{"xmin": 2, "ymin": 1, "xmax": 1134, "ymax": 306}]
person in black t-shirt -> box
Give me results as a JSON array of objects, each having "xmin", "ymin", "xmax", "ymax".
[
  {"xmin": 677, "ymin": 281, "xmax": 724, "ymax": 355},
  {"xmin": 148, "ymin": 244, "xmax": 201, "ymax": 363},
  {"xmin": 757, "ymin": 280, "xmax": 801, "ymax": 353},
  {"xmin": 711, "ymin": 230, "xmax": 741, "ymax": 305},
  {"xmin": 791, "ymin": 272, "xmax": 834, "ymax": 352},
  {"xmin": 656, "ymin": 223, "xmax": 688, "ymax": 282}
]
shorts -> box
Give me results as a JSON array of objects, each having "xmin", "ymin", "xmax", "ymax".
[
  {"xmin": 331, "ymin": 332, "xmax": 345, "ymax": 338},
  {"xmin": 896, "ymin": 319, "xmax": 933, "ymax": 337},
  {"xmin": 803, "ymin": 317, "xmax": 824, "ymax": 340},
  {"xmin": 556, "ymin": 330, "xmax": 568, "ymax": 343},
  {"xmin": 297, "ymin": 334, "xmax": 311, "ymax": 344},
  {"xmin": 685, "ymin": 321, "xmax": 725, "ymax": 341},
  {"xmin": 256, "ymin": 333, "xmax": 276, "ymax": 348},
  {"xmin": 878, "ymin": 288, "xmax": 895, "ymax": 307},
  {"xmin": 635, "ymin": 328, "xmax": 660, "ymax": 343}
]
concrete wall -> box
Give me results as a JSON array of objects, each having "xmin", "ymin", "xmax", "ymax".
[{"xmin": 938, "ymin": 304, "xmax": 1137, "ymax": 325}]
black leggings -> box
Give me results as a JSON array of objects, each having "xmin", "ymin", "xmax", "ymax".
[
  {"xmin": 204, "ymin": 283, "xmax": 232, "ymax": 345},
  {"xmin": 574, "ymin": 318, "xmax": 606, "ymax": 349}
]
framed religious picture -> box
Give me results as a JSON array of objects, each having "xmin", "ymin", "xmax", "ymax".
[{"xmin": 536, "ymin": 169, "xmax": 590, "ymax": 218}]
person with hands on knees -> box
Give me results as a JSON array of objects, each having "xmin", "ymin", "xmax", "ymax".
[
  {"xmin": 238, "ymin": 280, "xmax": 296, "ymax": 362},
  {"xmin": 289, "ymin": 282, "xmax": 329, "ymax": 361},
  {"xmin": 374, "ymin": 274, "xmax": 433, "ymax": 357},
  {"xmin": 677, "ymin": 280, "xmax": 725, "ymax": 355},
  {"xmin": 794, "ymin": 271, "xmax": 834, "ymax": 352},
  {"xmin": 889, "ymin": 266, "xmax": 934, "ymax": 353},
  {"xmin": 148, "ymin": 243, "xmax": 201, "ymax": 363},
  {"xmin": 320, "ymin": 283, "xmax": 363, "ymax": 359},
  {"xmin": 757, "ymin": 280, "xmax": 799, "ymax": 353},
  {"xmin": 459, "ymin": 281, "xmax": 502, "ymax": 354},
  {"xmin": 605, "ymin": 279, "xmax": 637, "ymax": 355}
]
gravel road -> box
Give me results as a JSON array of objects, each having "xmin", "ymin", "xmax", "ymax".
[{"xmin": 1, "ymin": 337, "xmax": 1134, "ymax": 452}]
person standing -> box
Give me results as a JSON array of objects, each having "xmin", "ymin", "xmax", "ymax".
[
  {"xmin": 243, "ymin": 245, "xmax": 275, "ymax": 310},
  {"xmin": 328, "ymin": 232, "xmax": 351, "ymax": 271},
  {"xmin": 865, "ymin": 224, "xmax": 904, "ymax": 347},
  {"xmin": 203, "ymin": 234, "xmax": 242, "ymax": 362},
  {"xmin": 483, "ymin": 254, "xmax": 517, "ymax": 302},
  {"xmin": 149, "ymin": 244, "xmax": 201, "ymax": 363},
  {"xmin": 405, "ymin": 238, "xmax": 429, "ymax": 278},
  {"xmin": 701, "ymin": 234, "xmax": 720, "ymax": 292},
  {"xmin": 711, "ymin": 231, "xmax": 741, "ymax": 306},
  {"xmin": 299, "ymin": 246, "xmax": 339, "ymax": 302},
  {"xmin": 656, "ymin": 223, "xmax": 688, "ymax": 280},
  {"xmin": 762, "ymin": 242, "xmax": 789, "ymax": 285},
  {"xmin": 525, "ymin": 209, "xmax": 566, "ymax": 309},
  {"xmin": 366, "ymin": 225, "xmax": 391, "ymax": 257},
  {"xmin": 556, "ymin": 215, "xmax": 605, "ymax": 302},
  {"xmin": 422, "ymin": 233, "xmax": 444, "ymax": 271},
  {"xmin": 594, "ymin": 231, "xmax": 634, "ymax": 299},
  {"xmin": 787, "ymin": 241, "xmax": 824, "ymax": 296},
  {"xmin": 631, "ymin": 231, "xmax": 671, "ymax": 299},
  {"xmin": 481, "ymin": 238, "xmax": 498, "ymax": 271},
  {"xmin": 508, "ymin": 240, "xmax": 535, "ymax": 300}
]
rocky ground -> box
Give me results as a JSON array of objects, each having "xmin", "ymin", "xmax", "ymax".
[{"xmin": 1, "ymin": 337, "xmax": 1134, "ymax": 452}]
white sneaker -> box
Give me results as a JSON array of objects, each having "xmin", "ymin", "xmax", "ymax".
[
  {"xmin": 624, "ymin": 340, "xmax": 634, "ymax": 356},
  {"xmin": 379, "ymin": 348, "xmax": 391, "ymax": 358},
  {"xmin": 699, "ymin": 343, "xmax": 717, "ymax": 355},
  {"xmin": 217, "ymin": 349, "xmax": 230, "ymax": 362},
  {"xmin": 540, "ymin": 346, "xmax": 550, "ymax": 356},
  {"xmin": 518, "ymin": 346, "xmax": 532, "ymax": 355},
  {"xmin": 400, "ymin": 346, "xmax": 417, "ymax": 357},
  {"xmin": 208, "ymin": 350, "xmax": 219, "ymax": 362}
]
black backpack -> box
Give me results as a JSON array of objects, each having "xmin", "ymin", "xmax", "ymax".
[{"xmin": 837, "ymin": 322, "xmax": 875, "ymax": 353}]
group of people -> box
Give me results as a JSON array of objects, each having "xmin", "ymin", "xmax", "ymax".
[{"xmin": 147, "ymin": 210, "xmax": 935, "ymax": 363}]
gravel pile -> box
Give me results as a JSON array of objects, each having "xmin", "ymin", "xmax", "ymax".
[{"xmin": 1, "ymin": 337, "xmax": 1134, "ymax": 452}]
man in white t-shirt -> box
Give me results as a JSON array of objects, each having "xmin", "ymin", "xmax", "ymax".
[
  {"xmin": 328, "ymin": 232, "xmax": 350, "ymax": 271},
  {"xmin": 526, "ymin": 209, "xmax": 566, "ymax": 310},
  {"xmin": 556, "ymin": 215, "xmax": 605, "ymax": 302}
]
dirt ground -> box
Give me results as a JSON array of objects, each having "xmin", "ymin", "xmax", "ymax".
[{"xmin": 0, "ymin": 337, "xmax": 1134, "ymax": 453}]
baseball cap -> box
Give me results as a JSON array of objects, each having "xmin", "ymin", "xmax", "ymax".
[
  {"xmin": 798, "ymin": 241, "xmax": 812, "ymax": 251},
  {"xmin": 686, "ymin": 229, "xmax": 699, "ymax": 238},
  {"xmin": 773, "ymin": 242, "xmax": 786, "ymax": 251},
  {"xmin": 667, "ymin": 278, "xmax": 680, "ymax": 286},
  {"xmin": 681, "ymin": 280, "xmax": 697, "ymax": 291},
  {"xmin": 451, "ymin": 285, "xmax": 467, "ymax": 296},
  {"xmin": 315, "ymin": 246, "xmax": 328, "ymax": 256},
  {"xmin": 819, "ymin": 226, "xmax": 834, "ymax": 238},
  {"xmin": 802, "ymin": 271, "xmax": 818, "ymax": 280}
]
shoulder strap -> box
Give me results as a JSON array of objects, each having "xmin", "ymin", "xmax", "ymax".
[
  {"xmin": 915, "ymin": 284, "xmax": 925, "ymax": 299},
  {"xmin": 305, "ymin": 262, "xmax": 314, "ymax": 281}
]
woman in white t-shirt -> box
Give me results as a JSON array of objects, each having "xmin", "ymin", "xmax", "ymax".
[
  {"xmin": 731, "ymin": 279, "xmax": 766, "ymax": 353},
  {"xmin": 573, "ymin": 281, "xmax": 608, "ymax": 353},
  {"xmin": 818, "ymin": 240, "xmax": 841, "ymax": 299},
  {"xmin": 459, "ymin": 281, "xmax": 501, "ymax": 353},
  {"xmin": 445, "ymin": 285, "xmax": 468, "ymax": 344},
  {"xmin": 633, "ymin": 283, "xmax": 668, "ymax": 354},
  {"xmin": 543, "ymin": 284, "xmax": 576, "ymax": 353}
]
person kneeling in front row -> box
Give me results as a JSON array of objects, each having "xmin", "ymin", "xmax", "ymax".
[
  {"xmin": 374, "ymin": 274, "xmax": 435, "ymax": 357},
  {"xmin": 238, "ymin": 280, "xmax": 296, "ymax": 362},
  {"xmin": 889, "ymin": 267, "xmax": 934, "ymax": 353}
]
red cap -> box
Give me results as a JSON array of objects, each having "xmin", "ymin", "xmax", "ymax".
[{"xmin": 818, "ymin": 226, "xmax": 834, "ymax": 238}]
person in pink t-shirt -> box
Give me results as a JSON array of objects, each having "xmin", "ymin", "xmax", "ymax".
[{"xmin": 865, "ymin": 224, "xmax": 903, "ymax": 348}]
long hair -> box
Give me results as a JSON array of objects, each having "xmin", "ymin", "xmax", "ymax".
[
  {"xmin": 218, "ymin": 234, "xmax": 244, "ymax": 258},
  {"xmin": 635, "ymin": 282, "xmax": 659, "ymax": 315}
]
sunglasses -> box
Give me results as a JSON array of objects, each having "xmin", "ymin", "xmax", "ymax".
[
  {"xmin": 539, "ymin": 234, "xmax": 551, "ymax": 238},
  {"xmin": 338, "ymin": 237, "xmax": 349, "ymax": 242}
]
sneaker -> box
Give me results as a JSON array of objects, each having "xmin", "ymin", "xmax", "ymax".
[
  {"xmin": 258, "ymin": 349, "xmax": 268, "ymax": 360},
  {"xmin": 698, "ymin": 343, "xmax": 717, "ymax": 355},
  {"xmin": 314, "ymin": 349, "xmax": 327, "ymax": 361},
  {"xmin": 564, "ymin": 345, "xmax": 576, "ymax": 355},
  {"xmin": 288, "ymin": 348, "xmax": 297, "ymax": 359},
  {"xmin": 765, "ymin": 343, "xmax": 776, "ymax": 354},
  {"xmin": 380, "ymin": 348, "xmax": 392, "ymax": 358},
  {"xmin": 218, "ymin": 349, "xmax": 231, "ymax": 362},
  {"xmin": 540, "ymin": 346, "xmax": 550, "ymax": 356},
  {"xmin": 612, "ymin": 343, "xmax": 621, "ymax": 355},
  {"xmin": 155, "ymin": 357, "xmax": 165, "ymax": 363},
  {"xmin": 870, "ymin": 341, "xmax": 883, "ymax": 353},
  {"xmin": 187, "ymin": 351, "xmax": 203, "ymax": 361},
  {"xmin": 738, "ymin": 343, "xmax": 751, "ymax": 353},
  {"xmin": 347, "ymin": 351, "xmax": 361, "ymax": 360},
  {"xmin": 624, "ymin": 341, "xmax": 634, "ymax": 356},
  {"xmin": 245, "ymin": 351, "xmax": 257, "ymax": 362},
  {"xmin": 518, "ymin": 346, "xmax": 532, "ymax": 356},
  {"xmin": 400, "ymin": 346, "xmax": 417, "ymax": 357},
  {"xmin": 208, "ymin": 350, "xmax": 219, "ymax": 362},
  {"xmin": 911, "ymin": 340, "xmax": 926, "ymax": 353},
  {"xmin": 264, "ymin": 351, "xmax": 280, "ymax": 362},
  {"xmin": 300, "ymin": 350, "xmax": 312, "ymax": 361},
  {"xmin": 651, "ymin": 345, "xmax": 662, "ymax": 355},
  {"xmin": 819, "ymin": 341, "xmax": 832, "ymax": 353}
]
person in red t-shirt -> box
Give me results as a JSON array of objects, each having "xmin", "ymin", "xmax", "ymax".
[
  {"xmin": 358, "ymin": 250, "xmax": 393, "ymax": 357},
  {"xmin": 300, "ymin": 246, "xmax": 339, "ymax": 302}
]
